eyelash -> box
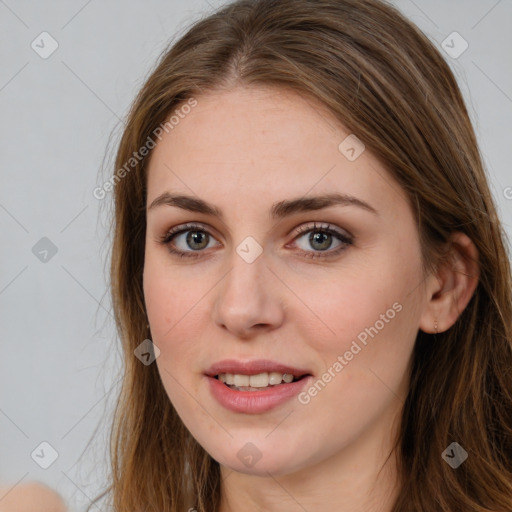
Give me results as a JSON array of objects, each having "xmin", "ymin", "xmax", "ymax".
[{"xmin": 158, "ymin": 222, "xmax": 353, "ymax": 260}]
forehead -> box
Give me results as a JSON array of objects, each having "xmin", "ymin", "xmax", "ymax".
[{"xmin": 146, "ymin": 86, "xmax": 405, "ymax": 216}]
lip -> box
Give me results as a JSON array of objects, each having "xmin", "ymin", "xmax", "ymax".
[
  {"xmin": 205, "ymin": 359, "xmax": 311, "ymax": 378},
  {"xmin": 205, "ymin": 359, "xmax": 313, "ymax": 414}
]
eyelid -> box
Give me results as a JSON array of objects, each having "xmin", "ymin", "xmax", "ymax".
[
  {"xmin": 160, "ymin": 222, "xmax": 221, "ymax": 242},
  {"xmin": 289, "ymin": 221, "xmax": 352, "ymax": 242}
]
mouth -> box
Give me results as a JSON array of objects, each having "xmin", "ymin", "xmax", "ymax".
[
  {"xmin": 205, "ymin": 360, "xmax": 313, "ymax": 413},
  {"xmin": 205, "ymin": 359, "xmax": 312, "ymax": 391},
  {"xmin": 214, "ymin": 371, "xmax": 310, "ymax": 391}
]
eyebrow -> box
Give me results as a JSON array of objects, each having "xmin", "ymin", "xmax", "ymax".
[{"xmin": 147, "ymin": 192, "xmax": 378, "ymax": 219}]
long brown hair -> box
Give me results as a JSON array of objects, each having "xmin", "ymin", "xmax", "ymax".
[{"xmin": 94, "ymin": 0, "xmax": 512, "ymax": 510}]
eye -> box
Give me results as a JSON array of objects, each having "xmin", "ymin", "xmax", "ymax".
[
  {"xmin": 290, "ymin": 222, "xmax": 353, "ymax": 259},
  {"xmin": 158, "ymin": 223, "xmax": 220, "ymax": 259}
]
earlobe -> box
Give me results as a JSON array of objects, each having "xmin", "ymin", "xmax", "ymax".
[{"xmin": 419, "ymin": 232, "xmax": 479, "ymax": 334}]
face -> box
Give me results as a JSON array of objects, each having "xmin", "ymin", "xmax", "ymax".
[{"xmin": 143, "ymin": 86, "xmax": 430, "ymax": 477}]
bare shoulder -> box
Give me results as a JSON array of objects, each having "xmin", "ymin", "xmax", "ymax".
[{"xmin": 0, "ymin": 482, "xmax": 67, "ymax": 512}]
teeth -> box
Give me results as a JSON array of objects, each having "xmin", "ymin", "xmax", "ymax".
[
  {"xmin": 269, "ymin": 372, "xmax": 284, "ymax": 385},
  {"xmin": 249, "ymin": 373, "xmax": 269, "ymax": 388},
  {"xmin": 217, "ymin": 372, "xmax": 297, "ymax": 388},
  {"xmin": 233, "ymin": 374, "xmax": 250, "ymax": 387}
]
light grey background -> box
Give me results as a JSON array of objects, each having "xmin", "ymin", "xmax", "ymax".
[{"xmin": 0, "ymin": 1, "xmax": 511, "ymax": 511}]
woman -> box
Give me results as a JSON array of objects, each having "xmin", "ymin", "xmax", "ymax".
[{"xmin": 96, "ymin": 0, "xmax": 512, "ymax": 510}]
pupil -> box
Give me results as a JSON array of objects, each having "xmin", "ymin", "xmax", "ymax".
[
  {"xmin": 187, "ymin": 231, "xmax": 208, "ymax": 250},
  {"xmin": 310, "ymin": 232, "xmax": 331, "ymax": 251}
]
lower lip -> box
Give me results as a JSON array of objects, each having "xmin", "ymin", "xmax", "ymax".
[{"xmin": 206, "ymin": 375, "xmax": 312, "ymax": 414}]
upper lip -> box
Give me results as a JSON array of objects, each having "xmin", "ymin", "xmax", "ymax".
[{"xmin": 205, "ymin": 359, "xmax": 311, "ymax": 378}]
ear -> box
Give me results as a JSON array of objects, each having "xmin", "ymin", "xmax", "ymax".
[{"xmin": 419, "ymin": 232, "xmax": 479, "ymax": 334}]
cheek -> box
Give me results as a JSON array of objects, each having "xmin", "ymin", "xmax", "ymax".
[
  {"xmin": 290, "ymin": 268, "xmax": 411, "ymax": 349},
  {"xmin": 294, "ymin": 279, "xmax": 417, "ymax": 440},
  {"xmin": 144, "ymin": 265, "xmax": 204, "ymax": 408},
  {"xmin": 143, "ymin": 263, "xmax": 201, "ymax": 392},
  {"xmin": 143, "ymin": 253, "xmax": 206, "ymax": 338},
  {"xmin": 290, "ymin": 252, "xmax": 423, "ymax": 384}
]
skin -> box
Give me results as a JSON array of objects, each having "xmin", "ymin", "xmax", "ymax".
[
  {"xmin": 0, "ymin": 483, "xmax": 67, "ymax": 512},
  {"xmin": 143, "ymin": 86, "xmax": 479, "ymax": 512}
]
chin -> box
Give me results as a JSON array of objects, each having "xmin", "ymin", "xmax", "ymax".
[{"xmin": 208, "ymin": 441, "xmax": 314, "ymax": 477}]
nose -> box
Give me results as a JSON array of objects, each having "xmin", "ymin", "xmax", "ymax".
[{"xmin": 211, "ymin": 249, "xmax": 285, "ymax": 339}]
